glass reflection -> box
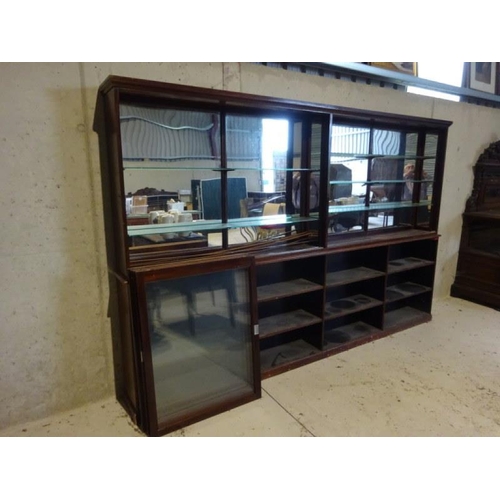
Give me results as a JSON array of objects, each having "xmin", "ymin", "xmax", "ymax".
[
  {"xmin": 329, "ymin": 125, "xmax": 370, "ymax": 233},
  {"xmin": 145, "ymin": 269, "xmax": 255, "ymax": 425},
  {"xmin": 226, "ymin": 115, "xmax": 289, "ymax": 245},
  {"xmin": 120, "ymin": 103, "xmax": 221, "ymax": 248}
]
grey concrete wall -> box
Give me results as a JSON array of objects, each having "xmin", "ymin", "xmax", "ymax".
[{"xmin": 1, "ymin": 62, "xmax": 499, "ymax": 430}]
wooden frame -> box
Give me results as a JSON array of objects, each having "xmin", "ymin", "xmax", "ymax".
[{"xmin": 465, "ymin": 62, "xmax": 498, "ymax": 94}]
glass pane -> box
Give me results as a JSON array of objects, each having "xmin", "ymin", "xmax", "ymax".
[
  {"xmin": 385, "ymin": 204, "xmax": 415, "ymax": 228},
  {"xmin": 415, "ymin": 202, "xmax": 432, "ymax": 226},
  {"xmin": 370, "ymin": 131, "xmax": 421, "ymax": 202},
  {"xmin": 372, "ymin": 129, "xmax": 402, "ymax": 156},
  {"xmin": 404, "ymin": 132, "xmax": 418, "ymax": 158},
  {"xmin": 367, "ymin": 130, "xmax": 426, "ymax": 231},
  {"xmin": 226, "ymin": 115, "xmax": 286, "ymax": 194},
  {"xmin": 371, "ymin": 130, "xmax": 405, "ymax": 200},
  {"xmin": 423, "ymin": 133, "xmax": 438, "ymax": 205},
  {"xmin": 331, "ymin": 124, "xmax": 370, "ymax": 158},
  {"xmin": 225, "ymin": 115, "xmax": 319, "ymax": 247},
  {"xmin": 145, "ymin": 268, "xmax": 255, "ymax": 426},
  {"xmin": 310, "ymin": 122, "xmax": 322, "ymax": 170},
  {"xmin": 205, "ymin": 230, "xmax": 225, "ymax": 249},
  {"xmin": 292, "ymin": 120, "xmax": 321, "ymax": 218},
  {"xmin": 413, "ymin": 152, "xmax": 433, "ymax": 227},
  {"xmin": 330, "ymin": 208, "xmax": 365, "ymax": 233},
  {"xmin": 226, "ymin": 115, "xmax": 289, "ymax": 245},
  {"xmin": 120, "ymin": 103, "xmax": 221, "ymax": 248},
  {"xmin": 368, "ymin": 206, "xmax": 394, "ymax": 230},
  {"xmin": 329, "ymin": 125, "xmax": 369, "ymax": 234},
  {"xmin": 293, "ymin": 120, "xmax": 302, "ymax": 169}
]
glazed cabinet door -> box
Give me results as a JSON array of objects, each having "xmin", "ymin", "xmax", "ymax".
[{"xmin": 130, "ymin": 256, "xmax": 260, "ymax": 436}]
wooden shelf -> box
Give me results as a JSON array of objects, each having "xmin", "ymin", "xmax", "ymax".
[
  {"xmin": 323, "ymin": 321, "xmax": 382, "ymax": 348},
  {"xmin": 260, "ymin": 339, "xmax": 321, "ymax": 374},
  {"xmin": 326, "ymin": 267, "xmax": 385, "ymax": 287},
  {"xmin": 384, "ymin": 306, "xmax": 431, "ymax": 330},
  {"xmin": 385, "ymin": 282, "xmax": 432, "ymax": 302},
  {"xmin": 325, "ymin": 294, "xmax": 383, "ymax": 319},
  {"xmin": 257, "ymin": 279, "xmax": 323, "ymax": 303},
  {"xmin": 259, "ymin": 309, "xmax": 322, "ymax": 339},
  {"xmin": 387, "ymin": 256, "xmax": 434, "ymax": 274}
]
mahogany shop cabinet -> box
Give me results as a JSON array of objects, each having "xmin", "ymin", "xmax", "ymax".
[
  {"xmin": 93, "ymin": 75, "xmax": 451, "ymax": 435},
  {"xmin": 451, "ymin": 140, "xmax": 500, "ymax": 309}
]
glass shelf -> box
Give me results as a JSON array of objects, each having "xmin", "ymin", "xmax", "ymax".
[
  {"xmin": 330, "ymin": 153, "xmax": 436, "ymax": 161},
  {"xmin": 123, "ymin": 164, "xmax": 220, "ymax": 171},
  {"xmin": 328, "ymin": 200, "xmax": 431, "ymax": 215},
  {"xmin": 329, "ymin": 179, "xmax": 433, "ymax": 185},
  {"xmin": 123, "ymin": 164, "xmax": 320, "ymax": 172},
  {"xmin": 127, "ymin": 214, "xmax": 319, "ymax": 237},
  {"xmin": 227, "ymin": 167, "xmax": 321, "ymax": 172}
]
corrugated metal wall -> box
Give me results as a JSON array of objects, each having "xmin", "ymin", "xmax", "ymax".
[
  {"xmin": 120, "ymin": 105, "xmax": 216, "ymax": 160},
  {"xmin": 226, "ymin": 115, "xmax": 262, "ymax": 162},
  {"xmin": 331, "ymin": 126, "xmax": 403, "ymax": 156},
  {"xmin": 119, "ymin": 105, "xmax": 262, "ymax": 162}
]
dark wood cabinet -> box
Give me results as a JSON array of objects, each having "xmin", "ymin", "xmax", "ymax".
[
  {"xmin": 93, "ymin": 75, "xmax": 451, "ymax": 435},
  {"xmin": 451, "ymin": 141, "xmax": 500, "ymax": 310}
]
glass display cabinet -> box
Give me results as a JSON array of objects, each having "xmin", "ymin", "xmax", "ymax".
[
  {"xmin": 93, "ymin": 75, "xmax": 451, "ymax": 435},
  {"xmin": 328, "ymin": 122, "xmax": 440, "ymax": 236},
  {"xmin": 451, "ymin": 140, "xmax": 500, "ymax": 309}
]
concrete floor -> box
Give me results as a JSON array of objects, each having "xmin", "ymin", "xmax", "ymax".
[{"xmin": 1, "ymin": 296, "xmax": 499, "ymax": 437}]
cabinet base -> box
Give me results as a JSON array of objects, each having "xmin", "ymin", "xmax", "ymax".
[{"xmin": 450, "ymin": 283, "xmax": 500, "ymax": 311}]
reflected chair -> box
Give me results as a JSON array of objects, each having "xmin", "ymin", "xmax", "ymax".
[
  {"xmin": 239, "ymin": 197, "xmax": 286, "ymax": 242},
  {"xmin": 148, "ymin": 278, "xmax": 236, "ymax": 338},
  {"xmin": 256, "ymin": 202, "xmax": 286, "ymax": 240}
]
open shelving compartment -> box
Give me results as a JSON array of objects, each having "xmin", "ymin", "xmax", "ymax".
[
  {"xmin": 256, "ymin": 253, "xmax": 325, "ymax": 377},
  {"xmin": 323, "ymin": 309, "xmax": 385, "ymax": 351},
  {"xmin": 384, "ymin": 238, "xmax": 437, "ymax": 331},
  {"xmin": 260, "ymin": 327, "xmax": 324, "ymax": 377},
  {"xmin": 323, "ymin": 246, "xmax": 386, "ymax": 352}
]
